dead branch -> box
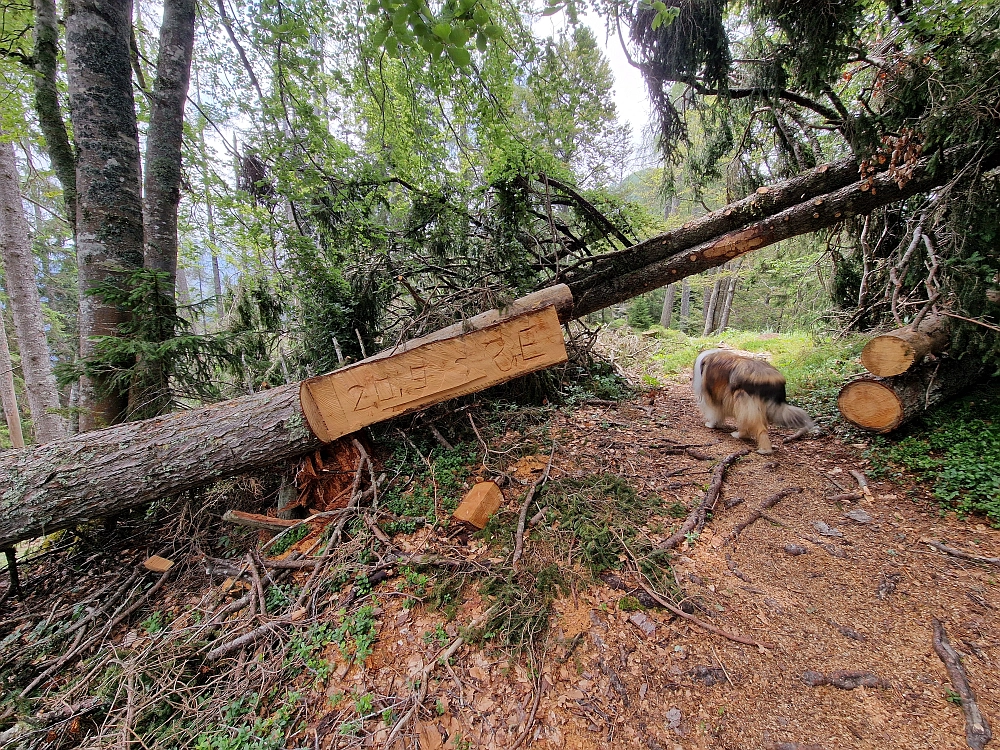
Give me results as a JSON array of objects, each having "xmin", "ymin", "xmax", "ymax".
[
  {"xmin": 933, "ymin": 618, "xmax": 993, "ymax": 750},
  {"xmin": 512, "ymin": 440, "xmax": 557, "ymax": 567},
  {"xmin": 222, "ymin": 510, "xmax": 297, "ymax": 532},
  {"xmin": 660, "ymin": 450, "xmax": 749, "ymax": 550},
  {"xmin": 633, "ymin": 572, "xmax": 776, "ymax": 650},
  {"xmin": 921, "ymin": 539, "xmax": 1000, "ymax": 567},
  {"xmin": 802, "ymin": 670, "xmax": 889, "ymax": 689},
  {"xmin": 827, "ymin": 492, "xmax": 863, "ymax": 502},
  {"xmin": 725, "ymin": 487, "xmax": 803, "ymax": 545}
]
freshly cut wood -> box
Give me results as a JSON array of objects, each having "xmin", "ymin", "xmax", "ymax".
[
  {"xmin": 0, "ymin": 287, "xmax": 571, "ymax": 551},
  {"xmin": 453, "ymin": 481, "xmax": 504, "ymax": 529},
  {"xmin": 860, "ymin": 316, "xmax": 949, "ymax": 377},
  {"xmin": 300, "ymin": 306, "xmax": 567, "ymax": 441},
  {"xmin": 221, "ymin": 510, "xmax": 299, "ymax": 532},
  {"xmin": 837, "ymin": 357, "xmax": 983, "ymax": 433},
  {"xmin": 142, "ymin": 555, "xmax": 174, "ymax": 573}
]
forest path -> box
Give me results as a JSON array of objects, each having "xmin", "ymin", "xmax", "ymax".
[{"xmin": 357, "ymin": 381, "xmax": 1000, "ymax": 750}]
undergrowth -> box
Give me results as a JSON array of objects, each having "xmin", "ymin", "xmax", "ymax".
[{"xmin": 867, "ymin": 383, "xmax": 1000, "ymax": 525}]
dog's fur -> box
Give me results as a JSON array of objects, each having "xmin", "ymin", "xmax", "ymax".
[{"xmin": 692, "ymin": 349, "xmax": 815, "ymax": 454}]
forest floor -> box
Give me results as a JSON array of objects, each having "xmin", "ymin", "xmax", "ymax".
[{"xmin": 2, "ymin": 347, "xmax": 999, "ymax": 750}]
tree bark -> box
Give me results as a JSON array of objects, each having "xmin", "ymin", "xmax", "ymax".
[
  {"xmin": 859, "ymin": 315, "xmax": 949, "ymax": 377},
  {"xmin": 0, "ymin": 314, "xmax": 26, "ymax": 449},
  {"xmin": 837, "ymin": 357, "xmax": 982, "ymax": 433},
  {"xmin": 130, "ymin": 0, "xmax": 197, "ymax": 419},
  {"xmin": 659, "ymin": 283, "xmax": 675, "ymax": 328},
  {"xmin": 566, "ymin": 145, "xmax": 1000, "ymax": 318},
  {"xmin": 703, "ymin": 270, "xmax": 723, "ymax": 336},
  {"xmin": 32, "ymin": 0, "xmax": 77, "ymax": 233},
  {"xmin": 0, "ymin": 135, "xmax": 67, "ymax": 443},
  {"xmin": 66, "ymin": 0, "xmax": 145, "ymax": 431}
]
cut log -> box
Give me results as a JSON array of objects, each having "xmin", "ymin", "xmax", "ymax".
[
  {"xmin": 453, "ymin": 481, "xmax": 504, "ymax": 529},
  {"xmin": 0, "ymin": 287, "xmax": 571, "ymax": 551},
  {"xmin": 860, "ymin": 315, "xmax": 950, "ymax": 377},
  {"xmin": 837, "ymin": 357, "xmax": 983, "ymax": 433},
  {"xmin": 300, "ymin": 306, "xmax": 567, "ymax": 441}
]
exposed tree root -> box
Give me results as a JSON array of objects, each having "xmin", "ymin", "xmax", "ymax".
[
  {"xmin": 921, "ymin": 539, "xmax": 1000, "ymax": 567},
  {"xmin": 933, "ymin": 618, "xmax": 993, "ymax": 750},
  {"xmin": 725, "ymin": 487, "xmax": 804, "ymax": 546},
  {"xmin": 660, "ymin": 450, "xmax": 750, "ymax": 551}
]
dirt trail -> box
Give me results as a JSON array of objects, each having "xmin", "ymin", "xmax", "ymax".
[{"xmin": 357, "ymin": 381, "xmax": 999, "ymax": 750}]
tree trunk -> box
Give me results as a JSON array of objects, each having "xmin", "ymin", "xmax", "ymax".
[
  {"xmin": 703, "ymin": 271, "xmax": 724, "ymax": 336},
  {"xmin": 659, "ymin": 283, "xmax": 675, "ymax": 328},
  {"xmin": 565, "ymin": 145, "xmax": 1000, "ymax": 318},
  {"xmin": 66, "ymin": 0, "xmax": 145, "ymax": 431},
  {"xmin": 718, "ymin": 259, "xmax": 742, "ymax": 331},
  {"xmin": 130, "ymin": 0, "xmax": 197, "ymax": 420},
  {"xmin": 0, "ymin": 135, "xmax": 67, "ymax": 443},
  {"xmin": 0, "ymin": 315, "xmax": 26, "ymax": 449},
  {"xmin": 194, "ymin": 66, "xmax": 225, "ymax": 319},
  {"xmin": 837, "ymin": 357, "xmax": 982, "ymax": 433},
  {"xmin": 32, "ymin": 0, "xmax": 77, "ymax": 233},
  {"xmin": 0, "ymin": 286, "xmax": 573, "ymax": 550},
  {"xmin": 859, "ymin": 315, "xmax": 949, "ymax": 377},
  {"xmin": 679, "ymin": 278, "xmax": 691, "ymax": 332}
]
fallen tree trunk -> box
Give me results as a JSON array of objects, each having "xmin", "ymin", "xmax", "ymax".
[
  {"xmin": 566, "ymin": 145, "xmax": 1000, "ymax": 317},
  {"xmin": 859, "ymin": 315, "xmax": 950, "ymax": 377},
  {"xmin": 837, "ymin": 357, "xmax": 983, "ymax": 433},
  {"xmin": 0, "ymin": 286, "xmax": 571, "ymax": 550}
]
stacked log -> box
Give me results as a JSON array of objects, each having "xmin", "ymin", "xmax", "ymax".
[{"xmin": 838, "ymin": 316, "xmax": 978, "ymax": 433}]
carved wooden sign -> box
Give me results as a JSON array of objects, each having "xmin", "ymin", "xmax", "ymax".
[{"xmin": 299, "ymin": 305, "xmax": 567, "ymax": 442}]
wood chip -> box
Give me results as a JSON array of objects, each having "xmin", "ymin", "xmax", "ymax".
[{"xmin": 142, "ymin": 555, "xmax": 174, "ymax": 573}]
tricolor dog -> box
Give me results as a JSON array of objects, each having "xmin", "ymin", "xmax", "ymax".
[{"xmin": 692, "ymin": 349, "xmax": 815, "ymax": 454}]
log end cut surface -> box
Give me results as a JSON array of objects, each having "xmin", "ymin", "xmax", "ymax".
[
  {"xmin": 860, "ymin": 336, "xmax": 917, "ymax": 377},
  {"xmin": 838, "ymin": 380, "xmax": 904, "ymax": 432}
]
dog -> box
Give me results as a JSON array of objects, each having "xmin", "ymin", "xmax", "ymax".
[{"xmin": 692, "ymin": 349, "xmax": 815, "ymax": 454}]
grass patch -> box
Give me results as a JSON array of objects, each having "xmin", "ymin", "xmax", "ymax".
[{"xmin": 867, "ymin": 383, "xmax": 1000, "ymax": 525}]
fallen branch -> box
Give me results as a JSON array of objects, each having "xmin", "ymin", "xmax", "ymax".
[
  {"xmin": 660, "ymin": 450, "xmax": 749, "ymax": 551},
  {"xmin": 633, "ymin": 573, "xmax": 776, "ymax": 651},
  {"xmin": 725, "ymin": 488, "xmax": 803, "ymax": 546},
  {"xmin": 827, "ymin": 492, "xmax": 863, "ymax": 503},
  {"xmin": 512, "ymin": 440, "xmax": 557, "ymax": 567},
  {"xmin": 921, "ymin": 539, "xmax": 1000, "ymax": 568},
  {"xmin": 222, "ymin": 510, "xmax": 298, "ymax": 532},
  {"xmin": 801, "ymin": 670, "xmax": 890, "ymax": 689},
  {"xmin": 933, "ymin": 618, "xmax": 992, "ymax": 750}
]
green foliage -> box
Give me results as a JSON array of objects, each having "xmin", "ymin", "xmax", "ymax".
[
  {"xmin": 269, "ymin": 524, "xmax": 310, "ymax": 556},
  {"xmin": 866, "ymin": 384, "xmax": 1000, "ymax": 524},
  {"xmin": 332, "ymin": 604, "xmax": 379, "ymax": 663},
  {"xmin": 193, "ymin": 692, "xmax": 297, "ymax": 750},
  {"xmin": 382, "ymin": 441, "xmax": 479, "ymax": 528}
]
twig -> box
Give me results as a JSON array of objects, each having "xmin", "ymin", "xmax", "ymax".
[
  {"xmin": 204, "ymin": 621, "xmax": 286, "ymax": 662},
  {"xmin": 659, "ymin": 451, "xmax": 750, "ymax": 550},
  {"xmin": 427, "ymin": 422, "xmax": 453, "ymax": 451},
  {"xmin": 937, "ymin": 311, "xmax": 1000, "ymax": 333},
  {"xmin": 632, "ymin": 568, "xmax": 775, "ymax": 650},
  {"xmin": 724, "ymin": 488, "xmax": 803, "ymax": 545},
  {"xmin": 849, "ymin": 470, "xmax": 869, "ymax": 489},
  {"xmin": 933, "ymin": 618, "xmax": 992, "ymax": 750},
  {"xmin": 920, "ymin": 539, "xmax": 1000, "ymax": 567},
  {"xmin": 827, "ymin": 492, "xmax": 863, "ymax": 502},
  {"xmin": 512, "ymin": 441, "xmax": 557, "ymax": 567},
  {"xmin": 386, "ymin": 604, "xmax": 500, "ymax": 745},
  {"xmin": 248, "ymin": 553, "xmax": 268, "ymax": 617},
  {"xmin": 506, "ymin": 652, "xmax": 545, "ymax": 750}
]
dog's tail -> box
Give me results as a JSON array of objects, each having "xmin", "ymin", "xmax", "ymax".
[
  {"xmin": 691, "ymin": 348, "xmax": 719, "ymax": 401},
  {"xmin": 766, "ymin": 401, "xmax": 815, "ymax": 430}
]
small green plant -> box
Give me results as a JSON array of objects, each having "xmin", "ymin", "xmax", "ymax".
[
  {"xmin": 617, "ymin": 595, "xmax": 642, "ymax": 612},
  {"xmin": 867, "ymin": 384, "xmax": 1000, "ymax": 524},
  {"xmin": 270, "ymin": 524, "xmax": 309, "ymax": 555},
  {"xmin": 265, "ymin": 583, "xmax": 299, "ymax": 612},
  {"xmin": 141, "ymin": 610, "xmax": 166, "ymax": 635},
  {"xmin": 423, "ymin": 623, "xmax": 449, "ymax": 648},
  {"xmin": 334, "ymin": 604, "xmax": 378, "ymax": 664},
  {"xmin": 946, "ymin": 688, "xmax": 963, "ymax": 706},
  {"xmin": 354, "ymin": 692, "xmax": 374, "ymax": 715}
]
